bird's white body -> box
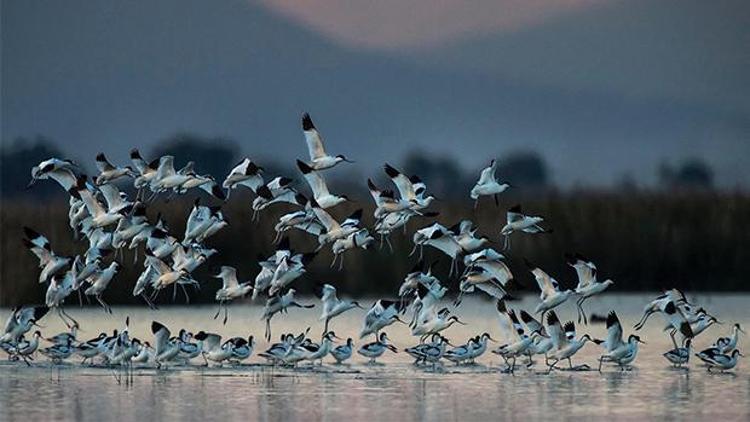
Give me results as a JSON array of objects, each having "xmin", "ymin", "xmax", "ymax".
[{"xmin": 470, "ymin": 159, "xmax": 509, "ymax": 201}]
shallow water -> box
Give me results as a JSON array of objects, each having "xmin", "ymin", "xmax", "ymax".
[{"xmin": 1, "ymin": 294, "xmax": 749, "ymax": 421}]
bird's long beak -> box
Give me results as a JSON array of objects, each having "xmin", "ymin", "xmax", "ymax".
[
  {"xmin": 739, "ymin": 327, "xmax": 746, "ymax": 334},
  {"xmin": 638, "ymin": 339, "xmax": 646, "ymax": 344},
  {"xmin": 26, "ymin": 179, "xmax": 37, "ymax": 189},
  {"xmin": 343, "ymin": 158, "xmax": 355, "ymax": 163},
  {"xmin": 394, "ymin": 316, "xmax": 408, "ymax": 325},
  {"xmin": 331, "ymin": 333, "xmax": 343, "ymax": 340},
  {"xmin": 487, "ymin": 336, "xmax": 498, "ymax": 343},
  {"xmin": 455, "ymin": 318, "xmax": 467, "ymax": 326}
]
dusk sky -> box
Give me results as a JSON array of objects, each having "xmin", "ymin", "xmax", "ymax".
[{"xmin": 3, "ymin": 0, "xmax": 749, "ymax": 187}]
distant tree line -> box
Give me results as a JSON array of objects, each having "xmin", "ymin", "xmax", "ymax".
[{"xmin": 0, "ymin": 135, "xmax": 720, "ymax": 199}]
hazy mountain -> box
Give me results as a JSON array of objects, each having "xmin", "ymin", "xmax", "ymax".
[{"xmin": 2, "ymin": 0, "xmax": 748, "ymax": 188}]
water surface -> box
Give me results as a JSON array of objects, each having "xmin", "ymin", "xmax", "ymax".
[{"xmin": 2, "ymin": 294, "xmax": 749, "ymax": 421}]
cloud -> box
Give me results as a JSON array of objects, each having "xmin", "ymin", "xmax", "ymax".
[{"xmin": 256, "ymin": 0, "xmax": 607, "ymax": 51}]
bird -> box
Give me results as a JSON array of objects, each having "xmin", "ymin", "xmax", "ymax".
[
  {"xmin": 301, "ymin": 113, "xmax": 353, "ymax": 170},
  {"xmin": 492, "ymin": 301, "xmax": 533, "ymax": 373},
  {"xmin": 448, "ymin": 220, "xmax": 491, "ymax": 253},
  {"xmin": 411, "ymin": 307, "xmax": 466, "ymax": 341},
  {"xmin": 500, "ymin": 205, "xmax": 550, "ymax": 250},
  {"xmin": 470, "ymin": 159, "xmax": 509, "ymax": 208},
  {"xmin": 520, "ymin": 311, "xmax": 553, "ymax": 366},
  {"xmin": 330, "ymin": 338, "xmax": 354, "ymax": 365},
  {"xmin": 595, "ymin": 311, "xmax": 644, "ymax": 371},
  {"xmin": 267, "ymin": 252, "xmax": 316, "ymax": 296},
  {"xmin": 318, "ymin": 284, "xmax": 363, "ymax": 333},
  {"xmin": 545, "ymin": 311, "xmax": 593, "ymax": 372},
  {"xmin": 176, "ymin": 330, "xmax": 202, "ymax": 363},
  {"xmin": 250, "ymin": 177, "xmax": 299, "ymax": 218},
  {"xmin": 129, "ymin": 149, "xmax": 159, "ymax": 199},
  {"xmin": 526, "ymin": 260, "xmax": 574, "ymax": 321},
  {"xmin": 39, "ymin": 336, "xmax": 76, "ymax": 364},
  {"xmin": 1, "ymin": 305, "xmax": 49, "ymax": 344},
  {"xmin": 708, "ymin": 323, "xmax": 745, "ymax": 354},
  {"xmin": 296, "ymin": 160, "xmax": 348, "ymax": 209},
  {"xmin": 193, "ymin": 331, "xmax": 234, "ymax": 366},
  {"xmin": 383, "ymin": 164, "xmax": 435, "ymax": 211},
  {"xmin": 696, "ymin": 349, "xmax": 743, "ymax": 372},
  {"xmin": 443, "ymin": 337, "xmax": 477, "ymax": 365},
  {"xmin": 412, "ymin": 223, "xmax": 465, "ymax": 276},
  {"xmin": 633, "ymin": 289, "xmax": 692, "ymax": 330},
  {"xmin": 28, "ymin": 158, "xmax": 79, "ymax": 190},
  {"xmin": 23, "ymin": 227, "xmax": 71, "ymax": 284},
  {"xmin": 227, "ymin": 336, "xmax": 255, "ymax": 364},
  {"xmin": 46, "ymin": 271, "xmax": 78, "ymax": 328},
  {"xmin": 11, "ymin": 331, "xmax": 42, "ymax": 366},
  {"xmin": 357, "ymin": 332, "xmax": 398, "ymax": 364},
  {"xmin": 318, "ymin": 208, "xmax": 365, "ymax": 253},
  {"xmin": 567, "ymin": 254, "xmax": 614, "ymax": 324},
  {"xmin": 405, "ymin": 334, "xmax": 450, "ymax": 370},
  {"xmin": 663, "ymin": 339, "xmax": 692, "ymax": 368},
  {"xmin": 72, "ymin": 176, "xmax": 127, "ymax": 228},
  {"xmin": 151, "ymin": 321, "xmax": 180, "ymax": 368},
  {"xmin": 303, "ymin": 331, "xmax": 340, "ymax": 365},
  {"xmin": 212, "ymin": 266, "xmax": 253, "ymax": 324},
  {"xmin": 360, "ymin": 300, "xmax": 405, "ymax": 339},
  {"xmin": 84, "ymin": 261, "xmax": 121, "ymax": 313},
  {"xmin": 94, "ymin": 153, "xmax": 135, "ymax": 185},
  {"xmin": 222, "ymin": 158, "xmax": 264, "ymax": 195},
  {"xmin": 261, "ymin": 289, "xmax": 314, "ymax": 341}
]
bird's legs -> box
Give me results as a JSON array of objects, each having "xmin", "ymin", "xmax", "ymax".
[
  {"xmin": 633, "ymin": 310, "xmax": 653, "ymax": 330},
  {"xmin": 214, "ymin": 301, "xmax": 224, "ymax": 320}
]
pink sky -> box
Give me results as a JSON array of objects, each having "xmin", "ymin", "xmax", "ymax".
[{"xmin": 257, "ymin": 0, "xmax": 607, "ymax": 50}]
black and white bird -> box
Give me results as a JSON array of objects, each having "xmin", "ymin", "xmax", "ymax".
[
  {"xmin": 251, "ymin": 177, "xmax": 299, "ymax": 219},
  {"xmin": 330, "ymin": 338, "xmax": 354, "ymax": 364},
  {"xmin": 567, "ymin": 254, "xmax": 614, "ymax": 324},
  {"xmin": 500, "ymin": 205, "xmax": 550, "ymax": 250},
  {"xmin": 222, "ymin": 158, "xmax": 264, "ymax": 196},
  {"xmin": 695, "ymin": 349, "xmax": 743, "ymax": 372},
  {"xmin": 261, "ymin": 289, "xmax": 314, "ymax": 341},
  {"xmin": 358, "ymin": 332, "xmax": 398, "ymax": 364},
  {"xmin": 23, "ymin": 227, "xmax": 72, "ymax": 284},
  {"xmin": 663, "ymin": 339, "xmax": 692, "ymax": 368},
  {"xmin": 545, "ymin": 311, "xmax": 593, "ymax": 372},
  {"xmin": 595, "ymin": 311, "xmax": 645, "ymax": 371},
  {"xmin": 709, "ymin": 323, "xmax": 745, "ymax": 354},
  {"xmin": 318, "ymin": 284, "xmax": 363, "ymax": 333},
  {"xmin": 296, "ymin": 160, "xmax": 348, "ymax": 209},
  {"xmin": 84, "ymin": 261, "xmax": 121, "ymax": 313},
  {"xmin": 301, "ymin": 113, "xmax": 353, "ymax": 170},
  {"xmin": 1, "ymin": 305, "xmax": 49, "ymax": 345},
  {"xmin": 94, "ymin": 153, "xmax": 134, "ymax": 185},
  {"xmin": 527, "ymin": 260, "xmax": 573, "ymax": 320},
  {"xmin": 412, "ymin": 223, "xmax": 465, "ymax": 276},
  {"xmin": 360, "ymin": 299, "xmax": 405, "ymax": 339},
  {"xmin": 448, "ymin": 220, "xmax": 491, "ymax": 253},
  {"xmin": 28, "ymin": 158, "xmax": 79, "ymax": 190},
  {"xmin": 151, "ymin": 321, "xmax": 181, "ymax": 368},
  {"xmin": 129, "ymin": 149, "xmax": 159, "ymax": 199},
  {"xmin": 227, "ymin": 336, "xmax": 255, "ymax": 364},
  {"xmin": 492, "ymin": 301, "xmax": 533, "ymax": 373},
  {"xmin": 212, "ymin": 266, "xmax": 254, "ymax": 324},
  {"xmin": 470, "ymin": 159, "xmax": 509, "ymax": 208},
  {"xmin": 383, "ymin": 164, "xmax": 435, "ymax": 211}
]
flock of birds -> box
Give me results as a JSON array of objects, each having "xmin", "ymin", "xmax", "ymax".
[{"xmin": 0, "ymin": 113, "xmax": 744, "ymax": 374}]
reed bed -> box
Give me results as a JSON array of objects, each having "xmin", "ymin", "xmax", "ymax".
[{"xmin": 2, "ymin": 190, "xmax": 749, "ymax": 306}]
